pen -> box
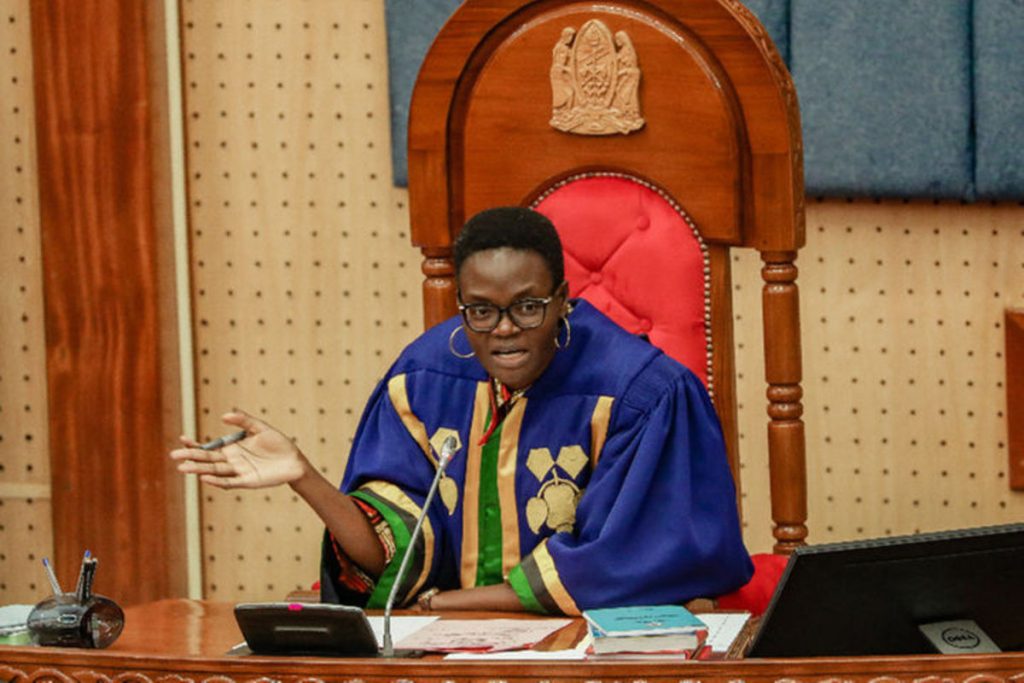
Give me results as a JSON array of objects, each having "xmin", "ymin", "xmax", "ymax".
[
  {"xmin": 198, "ymin": 430, "xmax": 247, "ymax": 451},
  {"xmin": 74, "ymin": 549, "xmax": 91, "ymax": 603},
  {"xmin": 42, "ymin": 557, "xmax": 63, "ymax": 596}
]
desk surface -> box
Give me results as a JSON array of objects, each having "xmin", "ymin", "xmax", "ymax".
[{"xmin": 2, "ymin": 599, "xmax": 1022, "ymax": 682}]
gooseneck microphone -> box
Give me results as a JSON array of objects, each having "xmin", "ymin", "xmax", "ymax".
[{"xmin": 381, "ymin": 434, "xmax": 457, "ymax": 656}]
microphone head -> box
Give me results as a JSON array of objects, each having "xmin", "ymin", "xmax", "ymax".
[{"xmin": 438, "ymin": 435, "xmax": 458, "ymax": 466}]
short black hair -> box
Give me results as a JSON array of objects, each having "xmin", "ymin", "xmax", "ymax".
[{"xmin": 453, "ymin": 207, "xmax": 565, "ymax": 288}]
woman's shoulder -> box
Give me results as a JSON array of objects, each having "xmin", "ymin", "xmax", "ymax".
[
  {"xmin": 542, "ymin": 300, "xmax": 698, "ymax": 404},
  {"xmin": 388, "ymin": 315, "xmax": 486, "ymax": 382}
]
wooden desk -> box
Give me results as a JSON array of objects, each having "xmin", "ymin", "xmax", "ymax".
[{"xmin": 1, "ymin": 599, "xmax": 1022, "ymax": 682}]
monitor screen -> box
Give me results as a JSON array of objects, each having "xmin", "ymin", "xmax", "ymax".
[{"xmin": 747, "ymin": 523, "xmax": 1024, "ymax": 657}]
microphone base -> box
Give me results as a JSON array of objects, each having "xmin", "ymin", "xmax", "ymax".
[{"xmin": 377, "ymin": 648, "xmax": 427, "ymax": 659}]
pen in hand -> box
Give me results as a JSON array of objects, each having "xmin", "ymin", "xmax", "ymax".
[{"xmin": 198, "ymin": 430, "xmax": 247, "ymax": 451}]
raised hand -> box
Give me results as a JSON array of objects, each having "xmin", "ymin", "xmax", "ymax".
[{"xmin": 170, "ymin": 410, "xmax": 309, "ymax": 489}]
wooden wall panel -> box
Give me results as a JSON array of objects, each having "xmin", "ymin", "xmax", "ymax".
[
  {"xmin": 29, "ymin": 0, "xmax": 186, "ymax": 605},
  {"xmin": 0, "ymin": 0, "xmax": 52, "ymax": 604},
  {"xmin": 180, "ymin": 0, "xmax": 422, "ymax": 601},
  {"xmin": 1007, "ymin": 309, "xmax": 1024, "ymax": 490},
  {"xmin": 734, "ymin": 200, "xmax": 1024, "ymax": 553}
]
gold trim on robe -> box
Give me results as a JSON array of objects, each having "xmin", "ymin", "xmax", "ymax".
[
  {"xmin": 387, "ymin": 374, "xmax": 436, "ymax": 467},
  {"xmin": 459, "ymin": 382, "xmax": 491, "ymax": 587},
  {"xmin": 497, "ymin": 399, "xmax": 526, "ymax": 576},
  {"xmin": 359, "ymin": 480, "xmax": 435, "ymax": 601},
  {"xmin": 532, "ymin": 539, "xmax": 581, "ymax": 616},
  {"xmin": 589, "ymin": 396, "xmax": 615, "ymax": 469}
]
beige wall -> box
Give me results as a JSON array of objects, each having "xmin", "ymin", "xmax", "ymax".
[
  {"xmin": 735, "ymin": 200, "xmax": 1024, "ymax": 554},
  {"xmin": 1, "ymin": 0, "xmax": 1021, "ymax": 604},
  {"xmin": 0, "ymin": 0, "xmax": 53, "ymax": 604},
  {"xmin": 180, "ymin": 0, "xmax": 422, "ymax": 599}
]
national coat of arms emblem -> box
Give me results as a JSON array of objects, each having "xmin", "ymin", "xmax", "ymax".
[{"xmin": 549, "ymin": 19, "xmax": 645, "ymax": 135}]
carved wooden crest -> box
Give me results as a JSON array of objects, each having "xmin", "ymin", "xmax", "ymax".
[{"xmin": 549, "ymin": 19, "xmax": 645, "ymax": 135}]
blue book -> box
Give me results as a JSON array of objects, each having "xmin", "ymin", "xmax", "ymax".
[{"xmin": 583, "ymin": 604, "xmax": 706, "ymax": 637}]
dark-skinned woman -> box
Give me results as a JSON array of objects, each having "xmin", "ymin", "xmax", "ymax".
[{"xmin": 170, "ymin": 206, "xmax": 752, "ymax": 614}]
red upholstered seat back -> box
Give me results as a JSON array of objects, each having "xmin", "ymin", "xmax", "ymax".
[{"xmin": 534, "ymin": 174, "xmax": 711, "ymax": 387}]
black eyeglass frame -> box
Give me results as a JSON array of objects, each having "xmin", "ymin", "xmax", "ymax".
[{"xmin": 457, "ymin": 295, "xmax": 557, "ymax": 333}]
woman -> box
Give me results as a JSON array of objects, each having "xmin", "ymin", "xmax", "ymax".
[{"xmin": 171, "ymin": 207, "xmax": 752, "ymax": 613}]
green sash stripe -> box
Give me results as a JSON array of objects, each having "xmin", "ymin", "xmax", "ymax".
[
  {"xmin": 507, "ymin": 564, "xmax": 546, "ymax": 613},
  {"xmin": 475, "ymin": 418, "xmax": 504, "ymax": 586},
  {"xmin": 510, "ymin": 553, "xmax": 560, "ymax": 614},
  {"xmin": 351, "ymin": 489, "xmax": 422, "ymax": 609}
]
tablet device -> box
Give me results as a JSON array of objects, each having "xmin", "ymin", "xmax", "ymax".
[{"xmin": 234, "ymin": 602, "xmax": 378, "ymax": 656}]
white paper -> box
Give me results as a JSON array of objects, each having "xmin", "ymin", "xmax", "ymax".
[
  {"xmin": 0, "ymin": 604, "xmax": 34, "ymax": 635},
  {"xmin": 396, "ymin": 618, "xmax": 571, "ymax": 652},
  {"xmin": 699, "ymin": 612, "xmax": 750, "ymax": 652},
  {"xmin": 445, "ymin": 631, "xmax": 591, "ymax": 660},
  {"xmin": 366, "ymin": 615, "xmax": 439, "ymax": 648}
]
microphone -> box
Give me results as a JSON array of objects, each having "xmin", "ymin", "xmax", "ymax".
[{"xmin": 381, "ymin": 434, "xmax": 457, "ymax": 656}]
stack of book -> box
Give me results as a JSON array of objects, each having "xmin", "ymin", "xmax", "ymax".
[{"xmin": 583, "ymin": 604, "xmax": 708, "ymax": 658}]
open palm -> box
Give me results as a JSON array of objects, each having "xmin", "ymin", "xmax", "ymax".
[{"xmin": 170, "ymin": 411, "xmax": 309, "ymax": 489}]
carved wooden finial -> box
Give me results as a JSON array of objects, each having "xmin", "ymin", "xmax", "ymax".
[{"xmin": 549, "ymin": 19, "xmax": 644, "ymax": 136}]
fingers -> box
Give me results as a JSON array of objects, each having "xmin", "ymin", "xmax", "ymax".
[
  {"xmin": 198, "ymin": 474, "xmax": 228, "ymax": 489},
  {"xmin": 178, "ymin": 435, "xmax": 201, "ymax": 448},
  {"xmin": 221, "ymin": 408, "xmax": 267, "ymax": 434},
  {"xmin": 170, "ymin": 448, "xmax": 236, "ymax": 483},
  {"xmin": 169, "ymin": 447, "xmax": 227, "ymax": 463},
  {"xmin": 177, "ymin": 460, "xmax": 250, "ymax": 491},
  {"xmin": 172, "ymin": 454, "xmax": 247, "ymax": 489},
  {"xmin": 199, "ymin": 473, "xmax": 247, "ymax": 489},
  {"xmin": 169, "ymin": 441, "xmax": 251, "ymax": 489},
  {"xmin": 174, "ymin": 457, "xmax": 234, "ymax": 477}
]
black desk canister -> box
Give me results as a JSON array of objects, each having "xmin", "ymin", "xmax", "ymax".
[{"xmin": 28, "ymin": 553, "xmax": 124, "ymax": 648}]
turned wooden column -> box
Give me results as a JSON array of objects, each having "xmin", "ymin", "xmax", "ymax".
[
  {"xmin": 422, "ymin": 247, "xmax": 457, "ymax": 329},
  {"xmin": 761, "ymin": 251, "xmax": 808, "ymax": 553}
]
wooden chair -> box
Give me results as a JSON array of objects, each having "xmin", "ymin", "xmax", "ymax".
[{"xmin": 407, "ymin": 0, "xmax": 807, "ymax": 565}]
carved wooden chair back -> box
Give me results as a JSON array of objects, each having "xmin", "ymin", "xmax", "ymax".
[{"xmin": 407, "ymin": 0, "xmax": 808, "ymax": 553}]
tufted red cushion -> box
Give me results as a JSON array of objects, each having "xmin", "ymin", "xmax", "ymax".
[{"xmin": 534, "ymin": 175, "xmax": 710, "ymax": 386}]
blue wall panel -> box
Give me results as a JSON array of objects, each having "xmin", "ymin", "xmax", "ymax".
[
  {"xmin": 973, "ymin": 0, "xmax": 1024, "ymax": 199},
  {"xmin": 384, "ymin": 1, "xmax": 1024, "ymax": 200},
  {"xmin": 384, "ymin": 0, "xmax": 461, "ymax": 187},
  {"xmin": 790, "ymin": 0, "xmax": 974, "ymax": 198},
  {"xmin": 740, "ymin": 0, "xmax": 790, "ymax": 64}
]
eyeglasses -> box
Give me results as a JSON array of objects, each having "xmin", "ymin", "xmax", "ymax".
[{"xmin": 458, "ymin": 296, "xmax": 555, "ymax": 333}]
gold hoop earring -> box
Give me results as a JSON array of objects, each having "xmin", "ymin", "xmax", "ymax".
[
  {"xmin": 449, "ymin": 326, "xmax": 475, "ymax": 359},
  {"xmin": 554, "ymin": 316, "xmax": 572, "ymax": 350}
]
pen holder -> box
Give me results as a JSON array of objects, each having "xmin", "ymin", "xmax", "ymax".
[{"xmin": 27, "ymin": 593, "xmax": 125, "ymax": 648}]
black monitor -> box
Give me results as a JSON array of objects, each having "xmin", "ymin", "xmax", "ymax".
[{"xmin": 747, "ymin": 523, "xmax": 1024, "ymax": 657}]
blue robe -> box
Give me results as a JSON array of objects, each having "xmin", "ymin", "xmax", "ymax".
[{"xmin": 321, "ymin": 300, "xmax": 752, "ymax": 614}]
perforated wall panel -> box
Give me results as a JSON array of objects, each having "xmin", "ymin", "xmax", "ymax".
[
  {"xmin": 180, "ymin": 0, "xmax": 422, "ymax": 601},
  {"xmin": 734, "ymin": 199, "xmax": 1024, "ymax": 553},
  {"xmin": 0, "ymin": 0, "xmax": 54, "ymax": 604}
]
